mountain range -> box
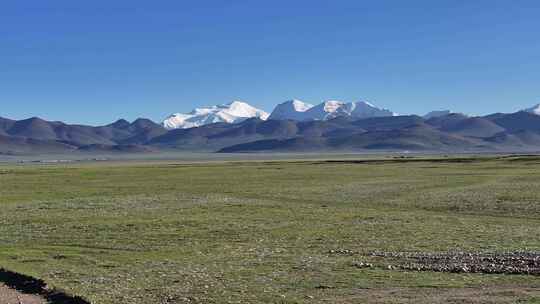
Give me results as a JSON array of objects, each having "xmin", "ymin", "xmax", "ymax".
[
  {"xmin": 2, "ymin": 101, "xmax": 540, "ymax": 154},
  {"xmin": 163, "ymin": 100, "xmax": 396, "ymax": 129}
]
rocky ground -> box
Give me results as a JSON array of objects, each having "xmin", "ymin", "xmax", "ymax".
[
  {"xmin": 371, "ymin": 251, "xmax": 540, "ymax": 275},
  {"xmin": 329, "ymin": 250, "xmax": 540, "ymax": 275}
]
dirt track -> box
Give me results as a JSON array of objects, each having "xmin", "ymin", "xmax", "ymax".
[{"xmin": 0, "ymin": 284, "xmax": 44, "ymax": 304}]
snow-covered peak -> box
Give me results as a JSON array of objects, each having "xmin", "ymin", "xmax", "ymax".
[
  {"xmin": 359, "ymin": 101, "xmax": 376, "ymax": 107},
  {"xmin": 163, "ymin": 101, "xmax": 269, "ymax": 130},
  {"xmin": 304, "ymin": 100, "xmax": 346, "ymax": 120},
  {"xmin": 290, "ymin": 100, "xmax": 339, "ymax": 120},
  {"xmin": 225, "ymin": 101, "xmax": 269, "ymax": 119},
  {"xmin": 308, "ymin": 100, "xmax": 395, "ymax": 120},
  {"xmin": 524, "ymin": 104, "xmax": 540, "ymax": 115},
  {"xmin": 268, "ymin": 99, "xmax": 314, "ymax": 120},
  {"xmin": 269, "ymin": 99, "xmax": 396, "ymax": 121},
  {"xmin": 322, "ymin": 100, "xmax": 346, "ymax": 113},
  {"xmin": 349, "ymin": 101, "xmax": 395, "ymax": 118},
  {"xmin": 289, "ymin": 99, "xmax": 313, "ymax": 112}
]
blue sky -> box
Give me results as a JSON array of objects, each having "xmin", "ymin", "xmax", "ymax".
[{"xmin": 2, "ymin": 0, "xmax": 540, "ymax": 125}]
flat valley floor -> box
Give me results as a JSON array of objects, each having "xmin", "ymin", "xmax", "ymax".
[{"xmin": 0, "ymin": 155, "xmax": 539, "ymax": 303}]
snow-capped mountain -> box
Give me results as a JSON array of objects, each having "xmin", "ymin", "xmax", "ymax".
[
  {"xmin": 164, "ymin": 99, "xmax": 396, "ymax": 129},
  {"xmin": 269, "ymin": 100, "xmax": 395, "ymax": 121},
  {"xmin": 348, "ymin": 101, "xmax": 396, "ymax": 119},
  {"xmin": 268, "ymin": 99, "xmax": 314, "ymax": 121},
  {"xmin": 524, "ymin": 104, "xmax": 540, "ymax": 115},
  {"xmin": 303, "ymin": 100, "xmax": 353, "ymax": 120},
  {"xmin": 163, "ymin": 101, "xmax": 269, "ymax": 130}
]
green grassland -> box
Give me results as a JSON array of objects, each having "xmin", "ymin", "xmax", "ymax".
[{"xmin": 0, "ymin": 156, "xmax": 539, "ymax": 303}]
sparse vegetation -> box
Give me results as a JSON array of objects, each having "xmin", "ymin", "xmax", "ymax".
[{"xmin": 0, "ymin": 155, "xmax": 539, "ymax": 303}]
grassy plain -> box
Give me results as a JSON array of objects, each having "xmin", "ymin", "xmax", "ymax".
[{"xmin": 0, "ymin": 155, "xmax": 539, "ymax": 303}]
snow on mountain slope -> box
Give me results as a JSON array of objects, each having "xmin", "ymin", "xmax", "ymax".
[
  {"xmin": 268, "ymin": 99, "xmax": 314, "ymax": 121},
  {"xmin": 298, "ymin": 100, "xmax": 395, "ymax": 121},
  {"xmin": 164, "ymin": 99, "xmax": 395, "ymax": 129},
  {"xmin": 163, "ymin": 101, "xmax": 269, "ymax": 130},
  {"xmin": 349, "ymin": 101, "xmax": 395, "ymax": 119},
  {"xmin": 304, "ymin": 100, "xmax": 351, "ymax": 120},
  {"xmin": 524, "ymin": 104, "xmax": 540, "ymax": 115}
]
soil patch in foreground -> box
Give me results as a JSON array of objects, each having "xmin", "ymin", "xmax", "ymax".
[
  {"xmin": 0, "ymin": 283, "xmax": 45, "ymax": 304},
  {"xmin": 0, "ymin": 269, "xmax": 90, "ymax": 304}
]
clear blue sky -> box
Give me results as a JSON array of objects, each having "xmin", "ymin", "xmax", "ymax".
[{"xmin": 2, "ymin": 0, "xmax": 540, "ymax": 125}]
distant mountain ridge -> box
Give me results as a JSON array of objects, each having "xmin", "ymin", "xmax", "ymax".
[
  {"xmin": 424, "ymin": 110, "xmax": 452, "ymax": 119},
  {"xmin": 3, "ymin": 102, "xmax": 540, "ymax": 154},
  {"xmin": 0, "ymin": 116, "xmax": 166, "ymax": 154}
]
